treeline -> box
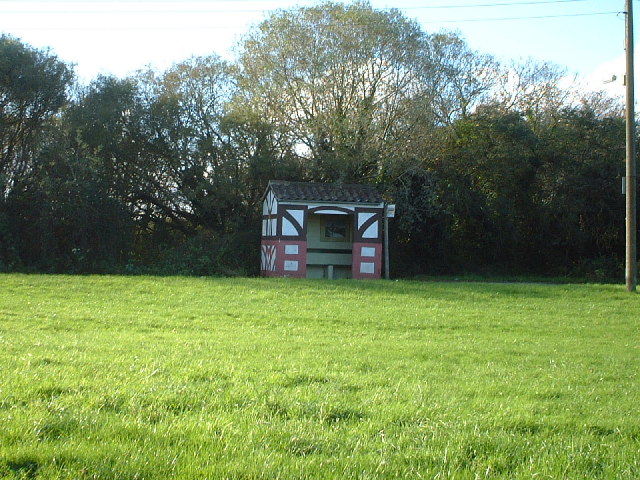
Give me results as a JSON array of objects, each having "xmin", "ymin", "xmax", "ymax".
[{"xmin": 0, "ymin": 2, "xmax": 633, "ymax": 279}]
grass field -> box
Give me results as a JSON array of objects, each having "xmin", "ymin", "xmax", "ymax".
[{"xmin": 0, "ymin": 274, "xmax": 638, "ymax": 479}]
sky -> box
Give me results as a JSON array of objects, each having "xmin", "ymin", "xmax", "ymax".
[{"xmin": 0, "ymin": 0, "xmax": 632, "ymax": 97}]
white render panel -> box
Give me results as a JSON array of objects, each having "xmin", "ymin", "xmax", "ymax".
[
  {"xmin": 360, "ymin": 262, "xmax": 375, "ymax": 274},
  {"xmin": 306, "ymin": 204, "xmax": 356, "ymax": 211},
  {"xmin": 288, "ymin": 209, "xmax": 305, "ymax": 228},
  {"xmin": 357, "ymin": 212, "xmax": 375, "ymax": 229},
  {"xmin": 312, "ymin": 209, "xmax": 350, "ymax": 215},
  {"xmin": 285, "ymin": 244, "xmax": 299, "ymax": 255},
  {"xmin": 262, "ymin": 220, "xmax": 267, "ymax": 236},
  {"xmin": 284, "ymin": 260, "xmax": 299, "ymax": 271},
  {"xmin": 265, "ymin": 218, "xmax": 277, "ymax": 236},
  {"xmin": 361, "ymin": 246, "xmax": 376, "ymax": 257},
  {"xmin": 282, "ymin": 217, "xmax": 298, "ymax": 236},
  {"xmin": 362, "ymin": 221, "xmax": 379, "ymax": 239},
  {"xmin": 263, "ymin": 191, "xmax": 276, "ymax": 215}
]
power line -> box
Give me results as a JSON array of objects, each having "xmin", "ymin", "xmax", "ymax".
[
  {"xmin": 423, "ymin": 11, "xmax": 621, "ymax": 23},
  {"xmin": 0, "ymin": 0, "xmax": 619, "ymax": 29},
  {"xmin": 0, "ymin": 0, "xmax": 597, "ymax": 3},
  {"xmin": 401, "ymin": 0, "xmax": 593, "ymax": 10},
  {"xmin": 0, "ymin": 0, "xmax": 600, "ymax": 14},
  {"xmin": 2, "ymin": 10, "xmax": 622, "ymax": 26},
  {"xmin": 6, "ymin": 11, "xmax": 620, "ymax": 32}
]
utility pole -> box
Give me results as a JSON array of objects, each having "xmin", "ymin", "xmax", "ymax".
[
  {"xmin": 626, "ymin": 0, "xmax": 637, "ymax": 292},
  {"xmin": 384, "ymin": 203, "xmax": 390, "ymax": 280}
]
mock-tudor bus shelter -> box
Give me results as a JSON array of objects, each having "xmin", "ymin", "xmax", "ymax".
[{"xmin": 260, "ymin": 181, "xmax": 385, "ymax": 279}]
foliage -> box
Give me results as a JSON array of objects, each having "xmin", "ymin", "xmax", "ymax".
[
  {"xmin": 141, "ymin": 228, "xmax": 259, "ymax": 276},
  {"xmin": 237, "ymin": 1, "xmax": 431, "ymax": 182},
  {"xmin": 534, "ymin": 108, "xmax": 626, "ymax": 271},
  {"xmin": 427, "ymin": 32, "xmax": 500, "ymax": 125},
  {"xmin": 3, "ymin": 136, "xmax": 133, "ymax": 273},
  {"xmin": 0, "ymin": 3, "xmax": 634, "ymax": 278},
  {"xmin": 0, "ymin": 35, "xmax": 73, "ymax": 196},
  {"xmin": 389, "ymin": 105, "xmax": 628, "ymax": 277},
  {"xmin": 0, "ymin": 209, "xmax": 20, "ymax": 271},
  {"xmin": 0, "ymin": 275, "xmax": 638, "ymax": 479}
]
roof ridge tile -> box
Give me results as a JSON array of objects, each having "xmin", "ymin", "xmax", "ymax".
[{"xmin": 268, "ymin": 180, "xmax": 382, "ymax": 204}]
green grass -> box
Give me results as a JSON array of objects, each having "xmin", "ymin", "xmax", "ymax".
[{"xmin": 0, "ymin": 274, "xmax": 638, "ymax": 479}]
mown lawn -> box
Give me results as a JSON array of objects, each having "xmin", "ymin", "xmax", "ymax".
[{"xmin": 0, "ymin": 274, "xmax": 638, "ymax": 479}]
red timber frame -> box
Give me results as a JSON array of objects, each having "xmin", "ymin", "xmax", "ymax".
[
  {"xmin": 261, "ymin": 204, "xmax": 308, "ymax": 278},
  {"xmin": 351, "ymin": 208, "xmax": 383, "ymax": 279},
  {"xmin": 261, "ymin": 195, "xmax": 384, "ymax": 279}
]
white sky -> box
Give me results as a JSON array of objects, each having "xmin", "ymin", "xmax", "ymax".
[{"xmin": 0, "ymin": 0, "xmax": 632, "ymax": 97}]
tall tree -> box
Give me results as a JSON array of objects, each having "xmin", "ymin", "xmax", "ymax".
[
  {"xmin": 533, "ymin": 107, "xmax": 626, "ymax": 272},
  {"xmin": 237, "ymin": 1, "xmax": 431, "ymax": 182},
  {"xmin": 66, "ymin": 75, "xmax": 145, "ymax": 205},
  {"xmin": 491, "ymin": 58, "xmax": 573, "ymax": 131},
  {"xmin": 0, "ymin": 35, "xmax": 73, "ymax": 196},
  {"xmin": 4, "ymin": 129, "xmax": 133, "ymax": 273},
  {"xmin": 426, "ymin": 32, "xmax": 500, "ymax": 126}
]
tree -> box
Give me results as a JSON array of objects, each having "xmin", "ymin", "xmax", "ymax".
[
  {"xmin": 66, "ymin": 75, "xmax": 146, "ymax": 205},
  {"xmin": 146, "ymin": 56, "xmax": 242, "ymax": 232},
  {"xmin": 4, "ymin": 120, "xmax": 133, "ymax": 273},
  {"xmin": 131, "ymin": 57, "xmax": 301, "ymax": 273},
  {"xmin": 425, "ymin": 32, "xmax": 500, "ymax": 126},
  {"xmin": 491, "ymin": 58, "xmax": 573, "ymax": 131},
  {"xmin": 533, "ymin": 107, "xmax": 626, "ymax": 274},
  {"xmin": 236, "ymin": 1, "xmax": 430, "ymax": 182},
  {"xmin": 0, "ymin": 35, "xmax": 73, "ymax": 196},
  {"xmin": 441, "ymin": 109, "xmax": 541, "ymax": 269}
]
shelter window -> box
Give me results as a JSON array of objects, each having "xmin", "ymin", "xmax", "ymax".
[{"xmin": 321, "ymin": 215, "xmax": 351, "ymax": 242}]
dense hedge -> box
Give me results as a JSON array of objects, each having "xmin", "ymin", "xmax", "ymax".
[{"xmin": 0, "ymin": 12, "xmax": 634, "ymax": 280}]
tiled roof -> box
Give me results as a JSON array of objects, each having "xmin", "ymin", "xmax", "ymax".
[{"xmin": 268, "ymin": 180, "xmax": 383, "ymax": 204}]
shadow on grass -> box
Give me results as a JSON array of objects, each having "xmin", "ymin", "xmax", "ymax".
[{"xmin": 4, "ymin": 459, "xmax": 39, "ymax": 479}]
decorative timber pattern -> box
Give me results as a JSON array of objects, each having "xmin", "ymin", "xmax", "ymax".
[{"xmin": 260, "ymin": 181, "xmax": 386, "ymax": 279}]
